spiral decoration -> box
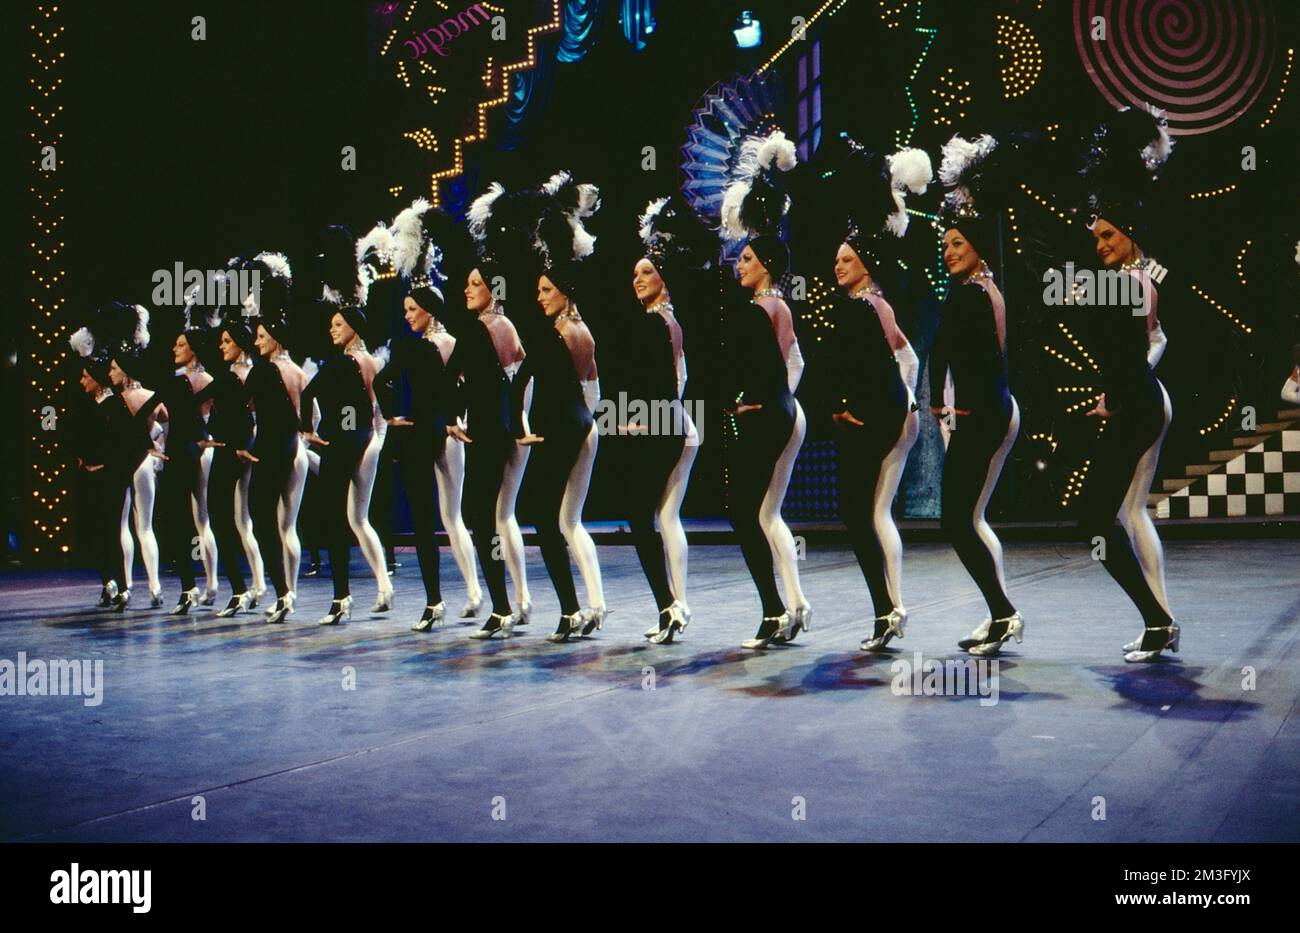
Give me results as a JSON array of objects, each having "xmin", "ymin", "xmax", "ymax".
[{"xmin": 1073, "ymin": 0, "xmax": 1278, "ymax": 135}]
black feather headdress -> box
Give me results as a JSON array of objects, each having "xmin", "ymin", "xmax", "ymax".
[
  {"xmin": 833, "ymin": 135, "xmax": 933, "ymax": 268},
  {"xmin": 638, "ymin": 194, "xmax": 714, "ymax": 280},
  {"xmin": 1080, "ymin": 104, "xmax": 1174, "ymax": 247}
]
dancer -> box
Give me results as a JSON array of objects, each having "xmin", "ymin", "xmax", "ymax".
[
  {"xmin": 1077, "ymin": 105, "xmax": 1179, "ymax": 662},
  {"xmin": 932, "ymin": 132, "xmax": 1023, "ymax": 656},
  {"xmin": 195, "ymin": 316, "xmax": 259, "ymax": 617},
  {"xmin": 385, "ymin": 208, "xmax": 455, "ymax": 631},
  {"xmin": 718, "ymin": 129, "xmax": 810, "ymax": 649},
  {"xmin": 160, "ymin": 315, "xmax": 214, "ymax": 614},
  {"xmin": 242, "ymin": 253, "xmax": 303, "ymax": 624},
  {"xmin": 541, "ymin": 171, "xmax": 605, "ymax": 635},
  {"xmin": 516, "ymin": 257, "xmax": 597, "ymax": 643},
  {"xmin": 451, "ymin": 184, "xmax": 533, "ymax": 638},
  {"xmin": 69, "ymin": 313, "xmax": 151, "ymax": 611},
  {"xmin": 175, "ymin": 288, "xmax": 220, "ymax": 606},
  {"xmin": 390, "ymin": 205, "xmax": 487, "ymax": 621},
  {"xmin": 823, "ymin": 140, "xmax": 930, "ymax": 651},
  {"xmin": 106, "ymin": 305, "xmax": 165, "ymax": 609},
  {"xmin": 318, "ymin": 224, "xmax": 394, "ymax": 616},
  {"xmin": 227, "ymin": 310, "xmax": 267, "ymax": 609},
  {"xmin": 627, "ymin": 195, "xmax": 709, "ymax": 644}
]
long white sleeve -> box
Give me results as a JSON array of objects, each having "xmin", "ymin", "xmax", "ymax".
[
  {"xmin": 582, "ymin": 377, "xmax": 600, "ymax": 414},
  {"xmin": 895, "ymin": 340, "xmax": 919, "ymax": 397},
  {"xmin": 785, "ymin": 338, "xmax": 805, "ymax": 394},
  {"xmin": 1282, "ymin": 374, "xmax": 1300, "ymax": 405},
  {"xmin": 1147, "ymin": 324, "xmax": 1167, "ymax": 368}
]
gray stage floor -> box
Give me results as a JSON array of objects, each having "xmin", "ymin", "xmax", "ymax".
[{"xmin": 2, "ymin": 537, "xmax": 1297, "ymax": 842}]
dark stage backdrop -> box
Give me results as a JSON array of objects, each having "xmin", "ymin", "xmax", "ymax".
[{"xmin": 12, "ymin": 0, "xmax": 1300, "ymax": 562}]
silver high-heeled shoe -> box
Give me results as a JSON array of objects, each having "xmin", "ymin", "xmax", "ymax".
[
  {"xmin": 742, "ymin": 612, "xmax": 790, "ymax": 650},
  {"xmin": 97, "ymin": 581, "xmax": 119, "ymax": 608},
  {"xmin": 372, "ymin": 589, "xmax": 395, "ymax": 614},
  {"xmin": 266, "ymin": 592, "xmax": 296, "ymax": 624},
  {"xmin": 470, "ymin": 612, "xmax": 512, "ymax": 640},
  {"xmin": 580, "ymin": 606, "xmax": 608, "ymax": 636},
  {"xmin": 216, "ymin": 591, "xmax": 250, "ymax": 618},
  {"xmin": 412, "ymin": 602, "xmax": 447, "ymax": 632},
  {"xmin": 460, "ymin": 593, "xmax": 483, "ymax": 618},
  {"xmin": 546, "ymin": 611, "xmax": 584, "ymax": 643},
  {"xmin": 967, "ymin": 612, "xmax": 1024, "ymax": 657},
  {"xmin": 860, "ymin": 607, "xmax": 908, "ymax": 652},
  {"xmin": 169, "ymin": 587, "xmax": 200, "ymax": 616},
  {"xmin": 318, "ymin": 595, "xmax": 353, "ymax": 625},
  {"xmin": 1123, "ymin": 623, "xmax": 1180, "ymax": 663},
  {"xmin": 648, "ymin": 602, "xmax": 689, "ymax": 645},
  {"xmin": 512, "ymin": 599, "xmax": 532, "ymax": 627},
  {"xmin": 957, "ymin": 617, "xmax": 992, "ymax": 650},
  {"xmin": 200, "ymin": 587, "xmax": 218, "ymax": 607},
  {"xmin": 149, "ymin": 590, "xmax": 165, "ymax": 609},
  {"xmin": 773, "ymin": 604, "xmax": 813, "ymax": 644}
]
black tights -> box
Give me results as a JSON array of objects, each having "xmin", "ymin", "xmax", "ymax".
[
  {"xmin": 728, "ymin": 409, "xmax": 793, "ymax": 618},
  {"xmin": 84, "ymin": 466, "xmax": 134, "ymax": 590},
  {"xmin": 157, "ymin": 445, "xmax": 202, "ymax": 591},
  {"xmin": 523, "ymin": 430, "xmax": 586, "ymax": 616},
  {"xmin": 249, "ymin": 442, "xmax": 295, "ymax": 599},
  {"xmin": 939, "ymin": 402, "xmax": 1019, "ymax": 619},
  {"xmin": 837, "ymin": 414, "xmax": 907, "ymax": 618},
  {"xmin": 627, "ymin": 435, "xmax": 685, "ymax": 612},
  {"xmin": 207, "ymin": 446, "xmax": 248, "ymax": 595},
  {"xmin": 1078, "ymin": 399, "xmax": 1172, "ymax": 627},
  {"xmin": 395, "ymin": 435, "xmax": 443, "ymax": 607},
  {"xmin": 317, "ymin": 430, "xmax": 370, "ymax": 600},
  {"xmin": 462, "ymin": 435, "xmax": 511, "ymax": 616}
]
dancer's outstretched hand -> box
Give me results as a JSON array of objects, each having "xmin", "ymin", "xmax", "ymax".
[
  {"xmin": 235, "ymin": 449, "xmax": 259, "ymax": 464},
  {"xmin": 301, "ymin": 431, "xmax": 329, "ymax": 448},
  {"xmin": 447, "ymin": 424, "xmax": 472, "ymax": 444},
  {"xmin": 833, "ymin": 409, "xmax": 864, "ymax": 427},
  {"xmin": 387, "ymin": 416, "xmax": 414, "ymax": 427},
  {"xmin": 198, "ymin": 440, "xmax": 225, "ymax": 449},
  {"xmin": 519, "ymin": 433, "xmax": 545, "ymax": 446}
]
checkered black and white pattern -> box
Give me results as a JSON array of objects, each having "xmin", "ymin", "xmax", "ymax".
[{"xmin": 1158, "ymin": 429, "xmax": 1300, "ymax": 519}]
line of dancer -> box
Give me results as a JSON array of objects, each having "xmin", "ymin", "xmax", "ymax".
[{"xmin": 66, "ymin": 105, "xmax": 1181, "ymax": 662}]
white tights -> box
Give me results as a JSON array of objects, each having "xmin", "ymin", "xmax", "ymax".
[
  {"xmin": 1119, "ymin": 381, "xmax": 1173, "ymax": 616},
  {"xmin": 194, "ymin": 447, "xmax": 218, "ymax": 595},
  {"xmin": 497, "ymin": 440, "xmax": 531, "ymax": 608},
  {"xmin": 760, "ymin": 400, "xmax": 808, "ymax": 613},
  {"xmin": 875, "ymin": 410, "xmax": 920, "ymax": 609},
  {"xmin": 658, "ymin": 411, "xmax": 699, "ymax": 603},
  {"xmin": 435, "ymin": 436, "xmax": 482, "ymax": 604},
  {"xmin": 348, "ymin": 424, "xmax": 390, "ymax": 599},
  {"xmin": 122, "ymin": 457, "xmax": 162, "ymax": 597},
  {"xmin": 561, "ymin": 422, "xmax": 603, "ymax": 612},
  {"xmin": 235, "ymin": 462, "xmax": 266, "ymax": 597},
  {"xmin": 278, "ymin": 438, "xmax": 308, "ymax": 595}
]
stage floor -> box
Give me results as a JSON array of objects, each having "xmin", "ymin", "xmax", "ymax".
[{"xmin": 2, "ymin": 538, "xmax": 1297, "ymax": 842}]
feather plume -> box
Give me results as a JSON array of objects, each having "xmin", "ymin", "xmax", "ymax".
[
  {"xmin": 720, "ymin": 179, "xmax": 753, "ymax": 241},
  {"xmin": 391, "ymin": 199, "xmax": 432, "ymax": 279},
  {"xmin": 69, "ymin": 326, "xmax": 95, "ymax": 358},
  {"xmin": 253, "ymin": 251, "xmax": 292, "ymax": 284},
  {"xmin": 889, "ymin": 147, "xmax": 933, "ymax": 195},
  {"xmin": 466, "ymin": 183, "xmax": 505, "ymax": 241},
  {"xmin": 131, "ymin": 305, "xmax": 151, "ymax": 349},
  {"xmin": 639, "ymin": 197, "xmax": 669, "ymax": 245}
]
